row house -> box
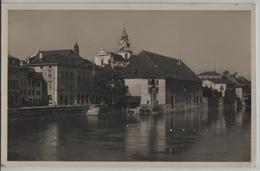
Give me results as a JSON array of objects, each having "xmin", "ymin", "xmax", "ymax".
[{"xmin": 8, "ymin": 55, "xmax": 47, "ymax": 108}]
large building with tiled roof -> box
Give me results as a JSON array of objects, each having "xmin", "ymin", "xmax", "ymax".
[
  {"xmin": 27, "ymin": 42, "xmax": 102, "ymax": 106},
  {"xmin": 120, "ymin": 50, "xmax": 202, "ymax": 108}
]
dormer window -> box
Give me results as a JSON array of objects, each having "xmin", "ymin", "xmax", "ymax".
[
  {"xmin": 39, "ymin": 52, "xmax": 43, "ymax": 59},
  {"xmin": 130, "ymin": 70, "xmax": 137, "ymax": 74}
]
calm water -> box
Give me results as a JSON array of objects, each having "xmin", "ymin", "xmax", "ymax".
[{"xmin": 8, "ymin": 107, "xmax": 251, "ymax": 161}]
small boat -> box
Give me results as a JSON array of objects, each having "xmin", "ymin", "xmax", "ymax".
[
  {"xmin": 86, "ymin": 105, "xmax": 101, "ymax": 116},
  {"xmin": 127, "ymin": 107, "xmax": 138, "ymax": 117},
  {"xmin": 139, "ymin": 108, "xmax": 158, "ymax": 115}
]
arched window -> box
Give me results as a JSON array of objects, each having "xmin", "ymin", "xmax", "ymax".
[{"xmin": 48, "ymin": 95, "xmax": 52, "ymax": 104}]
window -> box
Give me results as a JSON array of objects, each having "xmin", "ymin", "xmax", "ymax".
[
  {"xmin": 48, "ymin": 95, "xmax": 52, "ymax": 104},
  {"xmin": 59, "ymin": 71, "xmax": 62, "ymax": 78},
  {"xmin": 85, "ymin": 95, "xmax": 89, "ymax": 103},
  {"xmin": 40, "ymin": 66, "xmax": 43, "ymax": 69},
  {"xmin": 77, "ymin": 95, "xmax": 80, "ymax": 103},
  {"xmin": 70, "ymin": 72, "xmax": 73, "ymax": 79},
  {"xmin": 48, "ymin": 81, "xmax": 52, "ymax": 89},
  {"xmin": 65, "ymin": 72, "xmax": 69, "ymax": 79},
  {"xmin": 29, "ymin": 90, "xmax": 31, "ymax": 95},
  {"xmin": 101, "ymin": 60, "xmax": 104, "ymax": 66},
  {"xmin": 125, "ymin": 54, "xmax": 128, "ymax": 58},
  {"xmin": 49, "ymin": 66, "xmax": 52, "ymax": 68},
  {"xmin": 36, "ymin": 90, "xmax": 41, "ymax": 95},
  {"xmin": 147, "ymin": 100, "xmax": 149, "ymax": 104}
]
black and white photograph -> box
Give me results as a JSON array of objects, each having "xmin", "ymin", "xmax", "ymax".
[{"xmin": 1, "ymin": 3, "xmax": 256, "ymax": 166}]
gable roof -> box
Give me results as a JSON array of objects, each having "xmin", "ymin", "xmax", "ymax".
[
  {"xmin": 198, "ymin": 71, "xmax": 222, "ymax": 76},
  {"xmin": 110, "ymin": 52, "xmax": 127, "ymax": 62},
  {"xmin": 28, "ymin": 49, "xmax": 101, "ymax": 70},
  {"xmin": 120, "ymin": 50, "xmax": 200, "ymax": 82}
]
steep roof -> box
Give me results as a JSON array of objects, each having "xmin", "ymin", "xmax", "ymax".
[
  {"xmin": 205, "ymin": 78, "xmax": 230, "ymax": 84},
  {"xmin": 236, "ymin": 76, "xmax": 250, "ymax": 85},
  {"xmin": 121, "ymin": 50, "xmax": 200, "ymax": 82},
  {"xmin": 110, "ymin": 52, "xmax": 127, "ymax": 62},
  {"xmin": 28, "ymin": 49, "xmax": 100, "ymax": 70},
  {"xmin": 198, "ymin": 71, "xmax": 222, "ymax": 76}
]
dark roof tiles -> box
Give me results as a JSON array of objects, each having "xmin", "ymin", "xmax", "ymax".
[
  {"xmin": 121, "ymin": 50, "xmax": 200, "ymax": 82},
  {"xmin": 198, "ymin": 71, "xmax": 222, "ymax": 76},
  {"xmin": 28, "ymin": 49, "xmax": 100, "ymax": 70}
]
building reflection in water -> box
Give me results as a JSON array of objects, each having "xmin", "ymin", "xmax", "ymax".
[
  {"xmin": 125, "ymin": 106, "xmax": 250, "ymax": 160},
  {"xmin": 8, "ymin": 107, "xmax": 251, "ymax": 161},
  {"xmin": 41, "ymin": 123, "xmax": 58, "ymax": 160}
]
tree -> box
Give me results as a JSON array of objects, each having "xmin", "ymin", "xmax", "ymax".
[{"xmin": 91, "ymin": 68, "xmax": 128, "ymax": 108}]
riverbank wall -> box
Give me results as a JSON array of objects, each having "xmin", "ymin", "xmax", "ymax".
[{"xmin": 8, "ymin": 105, "xmax": 89, "ymax": 121}]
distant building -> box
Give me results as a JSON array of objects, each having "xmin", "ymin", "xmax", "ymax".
[
  {"xmin": 120, "ymin": 50, "xmax": 202, "ymax": 108},
  {"xmin": 94, "ymin": 47, "xmax": 128, "ymax": 69},
  {"xmin": 94, "ymin": 25, "xmax": 132, "ymax": 69},
  {"xmin": 27, "ymin": 42, "xmax": 102, "ymax": 106},
  {"xmin": 197, "ymin": 71, "xmax": 229, "ymax": 97},
  {"xmin": 8, "ymin": 55, "xmax": 47, "ymax": 108},
  {"xmin": 117, "ymin": 25, "xmax": 133, "ymax": 59},
  {"xmin": 222, "ymin": 71, "xmax": 251, "ymax": 104},
  {"xmin": 235, "ymin": 75, "xmax": 251, "ymax": 98}
]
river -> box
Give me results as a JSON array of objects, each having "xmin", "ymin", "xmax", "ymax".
[{"xmin": 8, "ymin": 107, "xmax": 251, "ymax": 161}]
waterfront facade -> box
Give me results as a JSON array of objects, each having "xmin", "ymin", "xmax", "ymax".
[
  {"xmin": 27, "ymin": 42, "xmax": 101, "ymax": 106},
  {"xmin": 121, "ymin": 50, "xmax": 202, "ymax": 108},
  {"xmin": 8, "ymin": 55, "xmax": 47, "ymax": 108}
]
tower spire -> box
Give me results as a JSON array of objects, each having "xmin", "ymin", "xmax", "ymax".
[
  {"xmin": 74, "ymin": 38, "xmax": 79, "ymax": 56},
  {"xmin": 118, "ymin": 24, "xmax": 132, "ymax": 59}
]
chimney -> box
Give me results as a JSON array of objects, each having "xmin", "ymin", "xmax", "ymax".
[
  {"xmin": 177, "ymin": 59, "xmax": 182, "ymax": 66},
  {"xmin": 39, "ymin": 52, "xmax": 43, "ymax": 60}
]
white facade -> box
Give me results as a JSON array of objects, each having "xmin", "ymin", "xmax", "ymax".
[
  {"xmin": 94, "ymin": 47, "xmax": 110, "ymax": 67},
  {"xmin": 125, "ymin": 79, "xmax": 166, "ymax": 105},
  {"xmin": 202, "ymin": 79, "xmax": 226, "ymax": 97},
  {"xmin": 236, "ymin": 87, "xmax": 243, "ymax": 99}
]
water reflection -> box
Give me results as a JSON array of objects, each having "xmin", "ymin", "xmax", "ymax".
[{"xmin": 8, "ymin": 107, "xmax": 251, "ymax": 161}]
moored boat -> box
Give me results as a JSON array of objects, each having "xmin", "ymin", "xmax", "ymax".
[{"xmin": 86, "ymin": 104, "xmax": 101, "ymax": 116}]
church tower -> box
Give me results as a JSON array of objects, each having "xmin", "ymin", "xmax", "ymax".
[
  {"xmin": 118, "ymin": 25, "xmax": 133, "ymax": 59},
  {"xmin": 74, "ymin": 41, "xmax": 79, "ymax": 56}
]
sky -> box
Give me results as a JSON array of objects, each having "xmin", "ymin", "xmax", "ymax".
[{"xmin": 8, "ymin": 10, "xmax": 251, "ymax": 80}]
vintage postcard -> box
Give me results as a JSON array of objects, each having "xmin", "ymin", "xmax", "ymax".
[{"xmin": 1, "ymin": 3, "xmax": 256, "ymax": 167}]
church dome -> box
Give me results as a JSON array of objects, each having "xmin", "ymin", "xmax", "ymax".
[{"xmin": 96, "ymin": 46, "xmax": 107, "ymax": 56}]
